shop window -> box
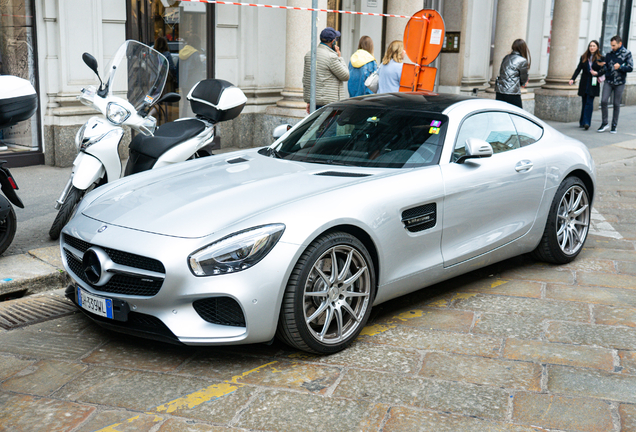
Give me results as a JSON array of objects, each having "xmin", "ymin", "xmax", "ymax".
[
  {"xmin": 601, "ymin": 0, "xmax": 633, "ymax": 54},
  {"xmin": 0, "ymin": 0, "xmax": 42, "ymax": 163},
  {"xmin": 127, "ymin": 0, "xmax": 213, "ymax": 122}
]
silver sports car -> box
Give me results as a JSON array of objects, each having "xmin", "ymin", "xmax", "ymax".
[{"xmin": 61, "ymin": 92, "xmax": 595, "ymax": 354}]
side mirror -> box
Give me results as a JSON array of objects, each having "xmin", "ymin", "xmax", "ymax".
[
  {"xmin": 456, "ymin": 138, "xmax": 493, "ymax": 164},
  {"xmin": 82, "ymin": 53, "xmax": 100, "ymax": 77},
  {"xmin": 273, "ymin": 124, "xmax": 292, "ymax": 140},
  {"xmin": 155, "ymin": 92, "xmax": 181, "ymax": 105}
]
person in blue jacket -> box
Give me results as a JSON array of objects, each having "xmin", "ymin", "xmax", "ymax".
[
  {"xmin": 348, "ymin": 36, "xmax": 378, "ymax": 97},
  {"xmin": 597, "ymin": 35, "xmax": 633, "ymax": 133}
]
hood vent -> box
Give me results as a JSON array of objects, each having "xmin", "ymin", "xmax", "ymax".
[
  {"xmin": 315, "ymin": 171, "xmax": 371, "ymax": 178},
  {"xmin": 227, "ymin": 157, "xmax": 248, "ymax": 164},
  {"xmin": 402, "ymin": 203, "xmax": 437, "ymax": 232}
]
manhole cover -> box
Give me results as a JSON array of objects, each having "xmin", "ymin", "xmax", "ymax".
[{"xmin": 0, "ymin": 293, "xmax": 77, "ymax": 330}]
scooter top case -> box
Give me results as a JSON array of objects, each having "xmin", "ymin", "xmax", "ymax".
[
  {"xmin": 0, "ymin": 76, "xmax": 37, "ymax": 129},
  {"xmin": 187, "ymin": 79, "xmax": 247, "ymax": 123}
]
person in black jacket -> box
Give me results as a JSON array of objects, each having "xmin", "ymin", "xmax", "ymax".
[
  {"xmin": 596, "ymin": 35, "xmax": 633, "ymax": 133},
  {"xmin": 569, "ymin": 40, "xmax": 603, "ymax": 130}
]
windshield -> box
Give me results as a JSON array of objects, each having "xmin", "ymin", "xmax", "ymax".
[
  {"xmin": 271, "ymin": 106, "xmax": 447, "ymax": 168},
  {"xmin": 106, "ymin": 40, "xmax": 169, "ymax": 112}
]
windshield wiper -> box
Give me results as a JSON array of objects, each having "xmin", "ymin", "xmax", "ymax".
[{"xmin": 266, "ymin": 147, "xmax": 282, "ymax": 158}]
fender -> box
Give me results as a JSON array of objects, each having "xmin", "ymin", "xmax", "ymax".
[
  {"xmin": 0, "ymin": 163, "xmax": 24, "ymax": 208},
  {"xmin": 72, "ymin": 152, "xmax": 106, "ymax": 190},
  {"xmin": 0, "ymin": 195, "xmax": 12, "ymax": 221}
]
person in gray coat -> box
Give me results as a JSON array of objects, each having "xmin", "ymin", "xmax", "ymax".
[
  {"xmin": 495, "ymin": 39, "xmax": 530, "ymax": 109},
  {"xmin": 303, "ymin": 27, "xmax": 349, "ymax": 111}
]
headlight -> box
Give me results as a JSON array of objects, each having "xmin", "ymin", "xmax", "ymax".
[
  {"xmin": 188, "ymin": 224, "xmax": 285, "ymax": 276},
  {"xmin": 75, "ymin": 123, "xmax": 88, "ymax": 150},
  {"xmin": 106, "ymin": 102, "xmax": 131, "ymax": 125}
]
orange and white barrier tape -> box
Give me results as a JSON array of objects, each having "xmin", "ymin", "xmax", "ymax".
[{"xmin": 179, "ymin": 0, "xmax": 427, "ymax": 20}]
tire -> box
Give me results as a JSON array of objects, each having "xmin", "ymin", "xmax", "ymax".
[
  {"xmin": 0, "ymin": 205, "xmax": 17, "ymax": 256},
  {"xmin": 49, "ymin": 186, "xmax": 84, "ymax": 241},
  {"xmin": 277, "ymin": 231, "xmax": 376, "ymax": 354},
  {"xmin": 532, "ymin": 176, "xmax": 591, "ymax": 264}
]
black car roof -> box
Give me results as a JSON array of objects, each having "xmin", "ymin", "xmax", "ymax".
[{"xmin": 333, "ymin": 91, "xmax": 474, "ymax": 113}]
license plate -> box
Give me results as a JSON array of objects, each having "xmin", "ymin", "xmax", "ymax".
[{"xmin": 77, "ymin": 286, "xmax": 113, "ymax": 319}]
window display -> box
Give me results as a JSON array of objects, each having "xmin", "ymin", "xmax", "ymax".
[{"xmin": 0, "ymin": 0, "xmax": 40, "ymax": 158}]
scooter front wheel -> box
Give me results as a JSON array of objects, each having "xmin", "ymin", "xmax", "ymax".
[
  {"xmin": 49, "ymin": 186, "xmax": 84, "ymax": 241},
  {"xmin": 0, "ymin": 205, "xmax": 17, "ymax": 256}
]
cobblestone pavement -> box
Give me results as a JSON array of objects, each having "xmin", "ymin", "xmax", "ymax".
[{"xmin": 1, "ymin": 149, "xmax": 635, "ymax": 431}]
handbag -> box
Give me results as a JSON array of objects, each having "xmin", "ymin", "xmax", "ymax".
[{"xmin": 365, "ymin": 67, "xmax": 380, "ymax": 93}]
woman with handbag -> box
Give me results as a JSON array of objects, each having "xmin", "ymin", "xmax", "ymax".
[
  {"xmin": 348, "ymin": 36, "xmax": 378, "ymax": 97},
  {"xmin": 568, "ymin": 40, "xmax": 603, "ymax": 130},
  {"xmin": 377, "ymin": 40, "xmax": 405, "ymax": 94}
]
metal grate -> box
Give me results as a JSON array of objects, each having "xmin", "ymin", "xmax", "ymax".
[
  {"xmin": 0, "ymin": 294, "xmax": 77, "ymax": 330},
  {"xmin": 65, "ymin": 251, "xmax": 163, "ymax": 297},
  {"xmin": 193, "ymin": 297, "xmax": 246, "ymax": 327}
]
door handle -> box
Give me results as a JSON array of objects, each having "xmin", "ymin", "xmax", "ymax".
[{"xmin": 515, "ymin": 160, "xmax": 533, "ymax": 172}]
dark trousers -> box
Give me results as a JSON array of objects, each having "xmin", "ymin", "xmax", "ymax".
[
  {"xmin": 495, "ymin": 92, "xmax": 523, "ymax": 109},
  {"xmin": 601, "ymin": 82, "xmax": 625, "ymax": 127},
  {"xmin": 579, "ymin": 94, "xmax": 595, "ymax": 127}
]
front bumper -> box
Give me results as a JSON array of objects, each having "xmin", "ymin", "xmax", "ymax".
[{"xmin": 61, "ymin": 216, "xmax": 300, "ymax": 346}]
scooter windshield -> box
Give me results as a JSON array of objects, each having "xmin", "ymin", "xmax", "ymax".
[{"xmin": 106, "ymin": 40, "xmax": 169, "ymax": 112}]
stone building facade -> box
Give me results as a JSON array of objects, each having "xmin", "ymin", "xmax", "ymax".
[{"xmin": 1, "ymin": 0, "xmax": 634, "ymax": 167}]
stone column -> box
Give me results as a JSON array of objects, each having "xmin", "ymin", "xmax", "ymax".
[
  {"xmin": 385, "ymin": 0, "xmax": 422, "ymax": 50},
  {"xmin": 534, "ymin": 0, "xmax": 582, "ymax": 121},
  {"xmin": 275, "ymin": 0, "xmax": 327, "ymax": 112},
  {"xmin": 489, "ymin": 0, "xmax": 529, "ymax": 87}
]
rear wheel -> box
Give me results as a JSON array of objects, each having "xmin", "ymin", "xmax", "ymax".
[
  {"xmin": 0, "ymin": 205, "xmax": 17, "ymax": 256},
  {"xmin": 532, "ymin": 176, "xmax": 591, "ymax": 264},
  {"xmin": 49, "ymin": 186, "xmax": 84, "ymax": 240},
  {"xmin": 277, "ymin": 232, "xmax": 376, "ymax": 354}
]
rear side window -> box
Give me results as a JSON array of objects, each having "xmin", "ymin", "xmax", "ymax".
[{"xmin": 511, "ymin": 114, "xmax": 544, "ymax": 146}]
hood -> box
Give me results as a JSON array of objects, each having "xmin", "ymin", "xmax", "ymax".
[
  {"xmin": 179, "ymin": 45, "xmax": 199, "ymax": 60},
  {"xmin": 81, "ymin": 150, "xmax": 383, "ymax": 238},
  {"xmin": 350, "ymin": 50, "xmax": 376, "ymax": 68}
]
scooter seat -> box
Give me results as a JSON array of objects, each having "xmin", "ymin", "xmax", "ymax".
[{"xmin": 129, "ymin": 119, "xmax": 206, "ymax": 159}]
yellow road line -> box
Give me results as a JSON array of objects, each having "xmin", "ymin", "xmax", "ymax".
[{"xmin": 95, "ymin": 361, "xmax": 278, "ymax": 431}]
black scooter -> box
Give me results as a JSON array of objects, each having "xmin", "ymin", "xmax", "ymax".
[{"xmin": 0, "ymin": 75, "xmax": 36, "ymax": 255}]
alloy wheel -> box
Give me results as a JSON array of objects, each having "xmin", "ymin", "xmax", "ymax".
[
  {"xmin": 303, "ymin": 245, "xmax": 371, "ymax": 345},
  {"xmin": 556, "ymin": 185, "xmax": 590, "ymax": 256}
]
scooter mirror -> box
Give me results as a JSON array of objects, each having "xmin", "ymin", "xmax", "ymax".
[
  {"xmin": 82, "ymin": 53, "xmax": 100, "ymax": 78},
  {"xmin": 156, "ymin": 92, "xmax": 181, "ymax": 105}
]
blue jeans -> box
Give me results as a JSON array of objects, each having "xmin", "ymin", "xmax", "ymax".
[{"xmin": 579, "ymin": 94, "xmax": 595, "ymax": 127}]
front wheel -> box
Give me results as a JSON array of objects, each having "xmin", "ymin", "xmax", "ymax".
[
  {"xmin": 277, "ymin": 232, "xmax": 376, "ymax": 354},
  {"xmin": 532, "ymin": 176, "xmax": 591, "ymax": 264},
  {"xmin": 0, "ymin": 205, "xmax": 17, "ymax": 256},
  {"xmin": 49, "ymin": 186, "xmax": 84, "ymax": 240}
]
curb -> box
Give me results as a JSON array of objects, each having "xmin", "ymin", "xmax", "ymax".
[{"xmin": 0, "ymin": 246, "xmax": 68, "ymax": 299}]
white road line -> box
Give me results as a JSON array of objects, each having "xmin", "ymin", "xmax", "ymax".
[{"xmin": 589, "ymin": 208, "xmax": 623, "ymax": 239}]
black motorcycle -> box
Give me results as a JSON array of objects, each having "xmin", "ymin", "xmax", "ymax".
[{"xmin": 0, "ymin": 75, "xmax": 36, "ymax": 255}]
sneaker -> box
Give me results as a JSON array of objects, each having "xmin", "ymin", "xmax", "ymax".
[
  {"xmin": 597, "ymin": 123, "xmax": 609, "ymax": 132},
  {"xmin": 584, "ymin": 124, "xmax": 590, "ymax": 130},
  {"xmin": 610, "ymin": 126, "xmax": 617, "ymax": 134}
]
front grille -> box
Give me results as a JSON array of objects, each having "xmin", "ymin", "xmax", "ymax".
[
  {"xmin": 193, "ymin": 297, "xmax": 246, "ymax": 327},
  {"xmin": 63, "ymin": 234, "xmax": 165, "ymax": 297},
  {"xmin": 402, "ymin": 203, "xmax": 437, "ymax": 233},
  {"xmin": 64, "ymin": 234, "xmax": 164, "ymax": 273}
]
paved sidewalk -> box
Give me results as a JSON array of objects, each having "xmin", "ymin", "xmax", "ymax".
[{"xmin": 0, "ymin": 110, "xmax": 635, "ymax": 431}]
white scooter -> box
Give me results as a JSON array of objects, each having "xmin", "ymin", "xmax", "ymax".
[{"xmin": 49, "ymin": 40, "xmax": 247, "ymax": 240}]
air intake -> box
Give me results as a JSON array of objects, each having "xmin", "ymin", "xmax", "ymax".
[{"xmin": 402, "ymin": 203, "xmax": 437, "ymax": 232}]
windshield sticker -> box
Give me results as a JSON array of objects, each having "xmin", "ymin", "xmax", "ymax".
[
  {"xmin": 430, "ymin": 120, "xmax": 441, "ymax": 127},
  {"xmin": 144, "ymin": 95, "xmax": 154, "ymax": 104},
  {"xmin": 429, "ymin": 127, "xmax": 440, "ymax": 134}
]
